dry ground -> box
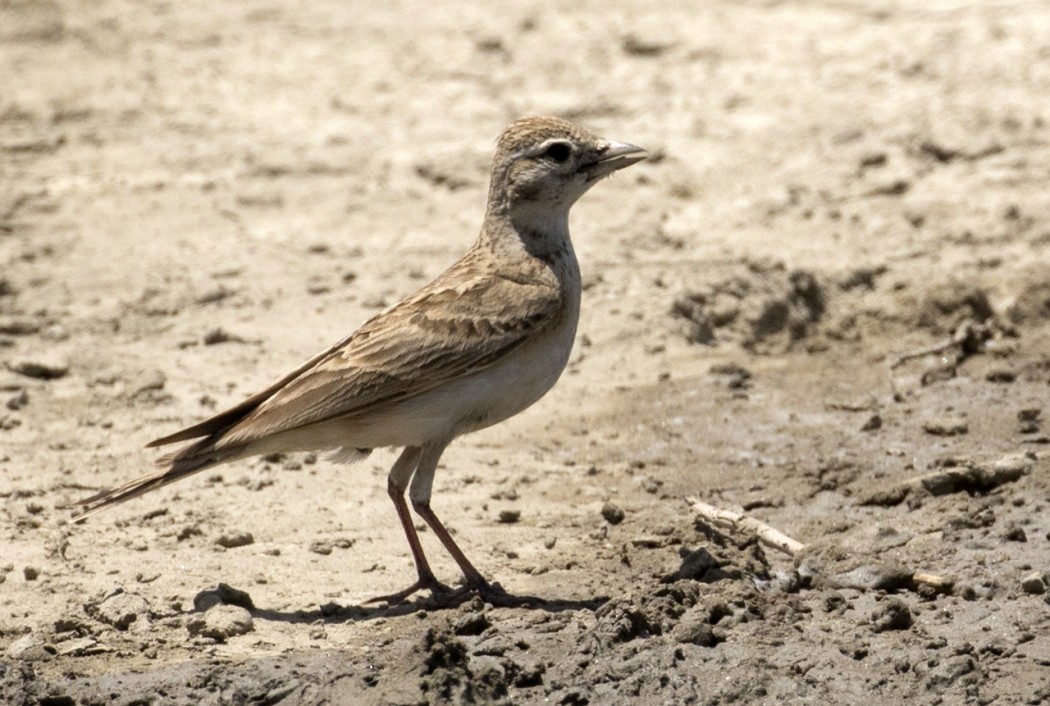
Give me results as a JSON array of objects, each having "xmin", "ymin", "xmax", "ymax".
[{"xmin": 2, "ymin": 1, "xmax": 1049, "ymax": 704}]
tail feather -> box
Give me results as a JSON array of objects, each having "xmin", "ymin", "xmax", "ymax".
[{"xmin": 68, "ymin": 439, "xmax": 241, "ymax": 522}]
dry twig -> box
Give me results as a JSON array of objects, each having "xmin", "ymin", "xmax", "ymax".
[
  {"xmin": 859, "ymin": 452, "xmax": 1035, "ymax": 507},
  {"xmin": 687, "ymin": 497, "xmax": 952, "ymax": 592},
  {"xmin": 688, "ymin": 497, "xmax": 805, "ymax": 556},
  {"xmin": 887, "ymin": 320, "xmax": 981, "ymax": 370}
]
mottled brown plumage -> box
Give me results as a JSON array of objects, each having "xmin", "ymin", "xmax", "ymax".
[{"xmin": 71, "ymin": 116, "xmax": 647, "ymax": 604}]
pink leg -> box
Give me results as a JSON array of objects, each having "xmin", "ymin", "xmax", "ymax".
[
  {"xmin": 411, "ymin": 499, "xmax": 490, "ymax": 590},
  {"xmin": 408, "ymin": 440, "xmax": 509, "ymax": 602},
  {"xmin": 366, "ymin": 446, "xmax": 452, "ymax": 604}
]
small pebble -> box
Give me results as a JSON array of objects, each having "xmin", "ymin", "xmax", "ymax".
[
  {"xmin": 601, "ymin": 502, "xmax": 625, "ymax": 525},
  {"xmin": 985, "ymin": 369, "xmax": 1015, "ymax": 383},
  {"xmin": 1002, "ymin": 525, "xmax": 1027, "ymax": 543},
  {"xmin": 177, "ymin": 525, "xmax": 204, "ymax": 541},
  {"xmin": 1018, "ymin": 408, "xmax": 1041, "ymax": 423},
  {"xmin": 922, "ymin": 417, "xmax": 968, "ymax": 436},
  {"xmin": 9, "ymin": 355, "xmax": 69, "ymax": 380},
  {"xmin": 631, "ymin": 536, "xmax": 662, "ymax": 549},
  {"xmin": 23, "ymin": 566, "xmax": 39, "ymax": 581},
  {"xmin": 1020, "ymin": 572, "xmax": 1046, "ymax": 595},
  {"xmin": 497, "ymin": 509, "xmax": 521, "ymax": 524},
  {"xmin": 216, "ymin": 530, "xmax": 254, "ymax": 549},
  {"xmin": 1018, "ymin": 408, "xmax": 1042, "ymax": 434},
  {"xmin": 6, "ymin": 390, "xmax": 29, "ymax": 411},
  {"xmin": 203, "ymin": 328, "xmax": 244, "ymax": 345}
]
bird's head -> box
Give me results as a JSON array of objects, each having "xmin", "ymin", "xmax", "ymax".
[{"xmin": 488, "ymin": 116, "xmax": 648, "ymax": 223}]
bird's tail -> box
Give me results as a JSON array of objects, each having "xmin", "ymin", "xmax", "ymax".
[{"xmin": 67, "ymin": 439, "xmax": 242, "ymax": 522}]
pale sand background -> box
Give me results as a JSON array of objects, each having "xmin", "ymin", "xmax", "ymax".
[{"xmin": 2, "ymin": 1, "xmax": 1049, "ymax": 703}]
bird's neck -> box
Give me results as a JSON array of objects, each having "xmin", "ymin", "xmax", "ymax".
[
  {"xmin": 512, "ymin": 202, "xmax": 573, "ymax": 258},
  {"xmin": 481, "ymin": 201, "xmax": 573, "ymax": 263}
]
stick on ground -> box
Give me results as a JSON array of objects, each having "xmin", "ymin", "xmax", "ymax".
[
  {"xmin": 687, "ymin": 497, "xmax": 806, "ymax": 556},
  {"xmin": 687, "ymin": 497, "xmax": 952, "ymax": 591}
]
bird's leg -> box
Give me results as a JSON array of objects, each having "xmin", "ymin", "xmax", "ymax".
[
  {"xmin": 366, "ymin": 446, "xmax": 453, "ymax": 605},
  {"xmin": 410, "ymin": 441, "xmax": 504, "ymax": 600}
]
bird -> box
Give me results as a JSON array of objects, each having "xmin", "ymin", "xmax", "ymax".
[{"xmin": 70, "ymin": 116, "xmax": 648, "ymax": 604}]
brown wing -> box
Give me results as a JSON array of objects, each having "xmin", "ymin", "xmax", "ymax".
[
  {"xmin": 145, "ymin": 333, "xmax": 356, "ymax": 447},
  {"xmin": 149, "ymin": 256, "xmax": 564, "ymax": 449}
]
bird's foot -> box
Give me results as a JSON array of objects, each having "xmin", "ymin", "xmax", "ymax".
[
  {"xmin": 365, "ymin": 575, "xmax": 454, "ymax": 606},
  {"xmin": 367, "ymin": 576, "xmax": 545, "ymax": 609}
]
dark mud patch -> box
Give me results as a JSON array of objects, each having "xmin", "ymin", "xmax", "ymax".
[
  {"xmin": 668, "ymin": 259, "xmax": 1050, "ymax": 360},
  {"xmin": 671, "ymin": 259, "xmax": 828, "ymax": 352}
]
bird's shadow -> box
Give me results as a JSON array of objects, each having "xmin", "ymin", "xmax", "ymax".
[{"xmin": 252, "ymin": 589, "xmax": 608, "ymax": 625}]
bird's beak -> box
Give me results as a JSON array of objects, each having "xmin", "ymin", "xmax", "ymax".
[{"xmin": 583, "ymin": 140, "xmax": 649, "ymax": 182}]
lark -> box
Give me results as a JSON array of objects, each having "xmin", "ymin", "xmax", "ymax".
[{"xmin": 71, "ymin": 116, "xmax": 647, "ymax": 604}]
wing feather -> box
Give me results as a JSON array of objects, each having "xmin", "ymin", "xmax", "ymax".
[{"xmin": 149, "ymin": 253, "xmax": 564, "ymax": 449}]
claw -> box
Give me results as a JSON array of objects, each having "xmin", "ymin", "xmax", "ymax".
[{"xmin": 365, "ymin": 575, "xmax": 454, "ymax": 605}]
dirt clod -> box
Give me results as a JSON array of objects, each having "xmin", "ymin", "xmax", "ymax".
[
  {"xmin": 452, "ymin": 610, "xmax": 491, "ymax": 636},
  {"xmin": 419, "ymin": 627, "xmax": 509, "ymax": 704},
  {"xmin": 186, "ymin": 605, "xmax": 253, "ymax": 642},
  {"xmin": 215, "ymin": 530, "xmax": 254, "ymax": 548},
  {"xmin": 86, "ymin": 589, "xmax": 151, "ymax": 631},
  {"xmin": 671, "ymin": 612, "xmax": 720, "ymax": 647},
  {"xmin": 663, "ymin": 547, "xmax": 720, "ymax": 583},
  {"xmin": 871, "ymin": 598, "xmax": 913, "ymax": 633},
  {"xmin": 5, "ymin": 634, "xmax": 51, "ymax": 661},
  {"xmin": 672, "ymin": 266, "xmax": 827, "ymax": 351},
  {"xmin": 593, "ymin": 598, "xmax": 661, "ymax": 644}
]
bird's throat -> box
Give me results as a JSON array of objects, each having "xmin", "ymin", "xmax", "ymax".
[{"xmin": 509, "ymin": 205, "xmax": 572, "ymax": 260}]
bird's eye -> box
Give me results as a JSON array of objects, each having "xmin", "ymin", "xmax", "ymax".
[{"xmin": 543, "ymin": 142, "xmax": 572, "ymax": 163}]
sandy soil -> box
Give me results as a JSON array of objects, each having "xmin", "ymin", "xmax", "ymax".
[{"xmin": 3, "ymin": 1, "xmax": 1050, "ymax": 704}]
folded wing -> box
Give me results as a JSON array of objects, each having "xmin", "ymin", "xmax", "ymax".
[{"xmin": 156, "ymin": 264, "xmax": 564, "ymax": 450}]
